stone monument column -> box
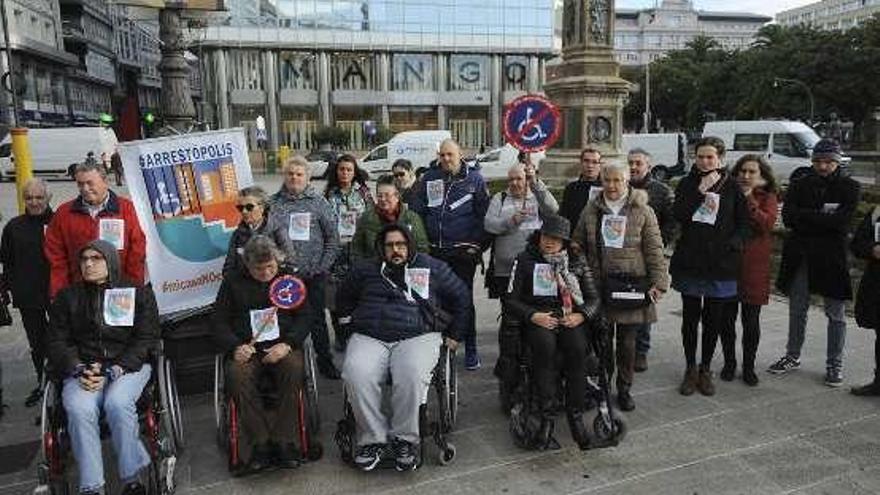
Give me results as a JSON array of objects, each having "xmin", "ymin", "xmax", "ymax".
[{"xmin": 542, "ymin": 0, "xmax": 630, "ymax": 183}]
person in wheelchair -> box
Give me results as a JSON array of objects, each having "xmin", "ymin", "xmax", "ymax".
[
  {"xmin": 212, "ymin": 235, "xmax": 311, "ymax": 474},
  {"xmin": 46, "ymin": 239, "xmax": 159, "ymax": 495},
  {"xmin": 338, "ymin": 223, "xmax": 466, "ymax": 472},
  {"xmin": 505, "ymin": 214, "xmax": 602, "ymax": 450}
]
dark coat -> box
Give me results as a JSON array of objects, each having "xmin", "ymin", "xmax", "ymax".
[
  {"xmin": 631, "ymin": 176, "xmax": 677, "ymax": 247},
  {"xmin": 776, "ymin": 168, "xmax": 861, "ymax": 300},
  {"xmin": 670, "ymin": 169, "xmax": 750, "ymax": 282},
  {"xmin": 851, "ymin": 207, "xmax": 880, "ymax": 329},
  {"xmin": 338, "ymin": 251, "xmax": 468, "ymax": 343},
  {"xmin": 211, "ymin": 268, "xmax": 312, "ymax": 353},
  {"xmin": 410, "ymin": 161, "xmax": 490, "ymax": 248},
  {"xmin": 0, "ymin": 208, "xmax": 53, "ymax": 308},
  {"xmin": 505, "ymin": 240, "xmax": 602, "ymax": 323},
  {"xmin": 46, "ymin": 240, "xmax": 158, "ymax": 377},
  {"xmin": 739, "ymin": 189, "xmax": 779, "ymax": 306},
  {"xmin": 559, "ymin": 177, "xmax": 602, "ymax": 232},
  {"xmin": 222, "ymin": 214, "xmax": 295, "ymax": 276}
]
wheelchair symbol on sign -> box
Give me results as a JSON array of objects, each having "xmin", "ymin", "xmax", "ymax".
[{"xmin": 516, "ymin": 106, "xmax": 548, "ymax": 143}]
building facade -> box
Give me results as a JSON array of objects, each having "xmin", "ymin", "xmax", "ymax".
[
  {"xmin": 776, "ymin": 0, "xmax": 880, "ymax": 30},
  {"xmin": 199, "ymin": 0, "xmax": 556, "ymax": 153},
  {"xmin": 613, "ymin": 0, "xmax": 770, "ymax": 66}
]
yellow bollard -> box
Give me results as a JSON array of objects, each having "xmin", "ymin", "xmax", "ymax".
[
  {"xmin": 278, "ymin": 145, "xmax": 290, "ymax": 170},
  {"xmin": 11, "ymin": 128, "xmax": 34, "ymax": 214}
]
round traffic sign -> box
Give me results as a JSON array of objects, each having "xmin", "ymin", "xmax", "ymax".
[
  {"xmin": 269, "ymin": 275, "xmax": 307, "ymax": 310},
  {"xmin": 502, "ymin": 95, "xmax": 562, "ymax": 153}
]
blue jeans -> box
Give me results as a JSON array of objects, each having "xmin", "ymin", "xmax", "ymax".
[
  {"xmin": 62, "ymin": 364, "xmax": 152, "ymax": 492},
  {"xmin": 635, "ymin": 324, "xmax": 651, "ymax": 355},
  {"xmin": 786, "ymin": 264, "xmax": 847, "ymax": 369}
]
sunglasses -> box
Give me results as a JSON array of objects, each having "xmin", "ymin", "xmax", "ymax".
[
  {"xmin": 393, "ymin": 172, "xmax": 407, "ymax": 178},
  {"xmin": 236, "ymin": 203, "xmax": 260, "ymax": 212},
  {"xmin": 80, "ymin": 254, "xmax": 105, "ymax": 264}
]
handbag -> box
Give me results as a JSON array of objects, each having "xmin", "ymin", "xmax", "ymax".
[{"xmin": 594, "ymin": 213, "xmax": 651, "ymax": 310}]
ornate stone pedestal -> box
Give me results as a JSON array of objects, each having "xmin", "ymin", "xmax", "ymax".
[{"xmin": 542, "ymin": 0, "xmax": 630, "ymax": 184}]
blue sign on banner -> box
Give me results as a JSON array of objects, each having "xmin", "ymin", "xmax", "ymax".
[{"xmin": 502, "ymin": 95, "xmax": 562, "ymax": 153}]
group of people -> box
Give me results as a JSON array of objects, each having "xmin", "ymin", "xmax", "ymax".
[{"xmin": 0, "ymin": 134, "xmax": 878, "ymax": 493}]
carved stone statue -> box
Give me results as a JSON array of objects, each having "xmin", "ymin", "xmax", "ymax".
[{"xmin": 589, "ymin": 0, "xmax": 610, "ymax": 45}]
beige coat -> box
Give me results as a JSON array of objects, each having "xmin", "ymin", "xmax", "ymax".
[{"xmin": 572, "ymin": 188, "xmax": 670, "ymax": 325}]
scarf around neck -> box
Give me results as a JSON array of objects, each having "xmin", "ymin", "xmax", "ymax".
[{"xmin": 543, "ymin": 250, "xmax": 584, "ymax": 308}]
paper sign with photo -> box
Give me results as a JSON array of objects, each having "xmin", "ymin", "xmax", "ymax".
[
  {"xmin": 692, "ymin": 192, "xmax": 720, "ymax": 225},
  {"xmin": 427, "ymin": 179, "xmax": 445, "ymax": 207},
  {"xmin": 589, "ymin": 186, "xmax": 603, "ymax": 201},
  {"xmin": 405, "ymin": 267, "xmax": 431, "ymax": 299},
  {"xmin": 601, "ymin": 214, "xmax": 627, "ymax": 249},
  {"xmin": 338, "ymin": 210, "xmax": 358, "ymax": 237},
  {"xmin": 99, "ymin": 219, "xmax": 125, "ymax": 250},
  {"xmin": 249, "ymin": 307, "xmax": 280, "ymax": 343},
  {"xmin": 532, "ymin": 263, "xmax": 557, "ymax": 297},
  {"xmin": 520, "ymin": 202, "xmax": 542, "ymax": 230},
  {"xmin": 822, "ymin": 203, "xmax": 840, "ymax": 214},
  {"xmin": 103, "ymin": 287, "xmax": 136, "ymax": 326},
  {"xmin": 288, "ymin": 212, "xmax": 311, "ymax": 241}
]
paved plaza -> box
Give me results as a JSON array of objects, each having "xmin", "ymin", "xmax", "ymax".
[{"xmin": 2, "ymin": 178, "xmax": 880, "ymax": 495}]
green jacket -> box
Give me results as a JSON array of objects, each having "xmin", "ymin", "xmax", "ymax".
[{"xmin": 351, "ymin": 206, "xmax": 429, "ymax": 258}]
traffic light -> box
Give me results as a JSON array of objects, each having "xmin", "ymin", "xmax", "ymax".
[{"xmin": 143, "ymin": 111, "xmax": 156, "ymax": 126}]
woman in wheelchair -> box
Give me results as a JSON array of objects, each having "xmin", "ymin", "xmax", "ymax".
[
  {"xmin": 505, "ymin": 214, "xmax": 602, "ymax": 450},
  {"xmin": 212, "ymin": 235, "xmax": 311, "ymax": 474},
  {"xmin": 337, "ymin": 224, "xmax": 466, "ymax": 472},
  {"xmin": 46, "ymin": 240, "xmax": 160, "ymax": 495}
]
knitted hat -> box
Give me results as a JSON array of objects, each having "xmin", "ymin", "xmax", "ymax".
[
  {"xmin": 539, "ymin": 214, "xmax": 571, "ymax": 241},
  {"xmin": 812, "ymin": 139, "xmax": 842, "ymax": 163}
]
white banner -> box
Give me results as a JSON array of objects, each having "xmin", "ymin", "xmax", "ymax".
[{"xmin": 119, "ymin": 129, "xmax": 253, "ymax": 315}]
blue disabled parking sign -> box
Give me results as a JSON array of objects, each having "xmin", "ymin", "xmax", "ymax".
[{"xmin": 502, "ymin": 95, "xmax": 562, "ymax": 153}]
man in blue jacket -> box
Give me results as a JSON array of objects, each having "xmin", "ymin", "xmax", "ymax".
[
  {"xmin": 410, "ymin": 139, "xmax": 489, "ymax": 370},
  {"xmin": 339, "ymin": 224, "xmax": 466, "ymax": 472}
]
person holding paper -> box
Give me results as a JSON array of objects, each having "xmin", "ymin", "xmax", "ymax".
[
  {"xmin": 212, "ymin": 235, "xmax": 312, "ymax": 474},
  {"xmin": 670, "ymin": 137, "xmax": 749, "ymax": 397},
  {"xmin": 324, "ymin": 154, "xmax": 374, "ymax": 352},
  {"xmin": 46, "ymin": 239, "xmax": 159, "ymax": 495},
  {"xmin": 44, "ymin": 161, "xmax": 146, "ymax": 299},
  {"xmin": 769, "ymin": 139, "xmax": 861, "ymax": 387},
  {"xmin": 850, "ymin": 205, "xmax": 880, "ymax": 396},
  {"xmin": 573, "ymin": 161, "xmax": 669, "ymax": 411},
  {"xmin": 338, "ymin": 224, "xmax": 466, "ymax": 472},
  {"xmin": 506, "ymin": 214, "xmax": 602, "ymax": 449}
]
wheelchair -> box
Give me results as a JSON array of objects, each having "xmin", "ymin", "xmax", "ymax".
[
  {"xmin": 34, "ymin": 352, "xmax": 183, "ymax": 495},
  {"xmin": 334, "ymin": 344, "xmax": 458, "ymax": 468},
  {"xmin": 213, "ymin": 336, "xmax": 322, "ymax": 473},
  {"xmin": 495, "ymin": 311, "xmax": 626, "ymax": 450}
]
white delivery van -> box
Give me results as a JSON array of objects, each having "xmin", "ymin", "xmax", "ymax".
[
  {"xmin": 475, "ymin": 143, "xmax": 546, "ymax": 180},
  {"xmin": 701, "ymin": 120, "xmax": 844, "ymax": 182},
  {"xmin": 621, "ymin": 133, "xmax": 689, "ymax": 180},
  {"xmin": 0, "ymin": 127, "xmax": 118, "ymax": 181},
  {"xmin": 360, "ymin": 130, "xmax": 452, "ymax": 177}
]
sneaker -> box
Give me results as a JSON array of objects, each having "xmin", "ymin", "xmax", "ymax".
[
  {"xmin": 465, "ymin": 348, "xmax": 481, "ymax": 371},
  {"xmin": 634, "ymin": 354, "xmax": 648, "ymax": 373},
  {"xmin": 825, "ymin": 367, "xmax": 843, "ymax": 388},
  {"xmin": 354, "ymin": 443, "xmax": 386, "ymax": 472},
  {"xmin": 767, "ymin": 355, "xmax": 801, "ymax": 375},
  {"xmin": 120, "ymin": 482, "xmax": 145, "ymax": 495},
  {"xmin": 391, "ymin": 438, "xmax": 418, "ymax": 472}
]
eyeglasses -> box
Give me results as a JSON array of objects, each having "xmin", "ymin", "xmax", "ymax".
[
  {"xmin": 393, "ymin": 172, "xmax": 407, "ymax": 178},
  {"xmin": 79, "ymin": 254, "xmax": 105, "ymax": 264},
  {"xmin": 383, "ymin": 241, "xmax": 408, "ymax": 249},
  {"xmin": 236, "ymin": 203, "xmax": 259, "ymax": 212}
]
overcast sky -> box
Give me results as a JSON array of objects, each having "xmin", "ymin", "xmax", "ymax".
[{"xmin": 617, "ymin": 0, "xmax": 821, "ymax": 18}]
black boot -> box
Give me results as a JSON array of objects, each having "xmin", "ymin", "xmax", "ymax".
[
  {"xmin": 851, "ymin": 371, "xmax": 880, "ymax": 397},
  {"xmin": 535, "ymin": 414, "xmax": 558, "ymax": 450},
  {"xmin": 617, "ymin": 384, "xmax": 635, "ymax": 412},
  {"xmin": 567, "ymin": 409, "xmax": 591, "ymax": 450}
]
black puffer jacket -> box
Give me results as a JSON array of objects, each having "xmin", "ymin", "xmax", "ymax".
[
  {"xmin": 505, "ymin": 237, "xmax": 601, "ymax": 323},
  {"xmin": 631, "ymin": 177, "xmax": 677, "ymax": 247},
  {"xmin": 46, "ymin": 239, "xmax": 159, "ymax": 377},
  {"xmin": 776, "ymin": 167, "xmax": 861, "ymax": 300},
  {"xmin": 851, "ymin": 207, "xmax": 880, "ymax": 329},
  {"xmin": 670, "ymin": 169, "xmax": 749, "ymax": 282},
  {"xmin": 337, "ymin": 225, "xmax": 468, "ymax": 342},
  {"xmin": 211, "ymin": 267, "xmax": 311, "ymax": 353}
]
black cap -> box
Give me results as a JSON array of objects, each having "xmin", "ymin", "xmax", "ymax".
[{"xmin": 539, "ymin": 214, "xmax": 571, "ymax": 241}]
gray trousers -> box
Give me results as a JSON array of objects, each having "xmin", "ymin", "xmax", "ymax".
[
  {"xmin": 786, "ymin": 264, "xmax": 847, "ymax": 369},
  {"xmin": 342, "ymin": 332, "xmax": 441, "ymax": 446}
]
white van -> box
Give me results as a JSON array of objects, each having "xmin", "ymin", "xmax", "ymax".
[
  {"xmin": 360, "ymin": 130, "xmax": 451, "ymax": 177},
  {"xmin": 701, "ymin": 120, "xmax": 843, "ymax": 182},
  {"xmin": 621, "ymin": 133, "xmax": 688, "ymax": 180},
  {"xmin": 0, "ymin": 127, "xmax": 118, "ymax": 180},
  {"xmin": 475, "ymin": 143, "xmax": 546, "ymax": 180}
]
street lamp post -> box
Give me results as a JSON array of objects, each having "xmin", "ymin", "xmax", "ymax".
[{"xmin": 773, "ymin": 77, "xmax": 815, "ymax": 125}]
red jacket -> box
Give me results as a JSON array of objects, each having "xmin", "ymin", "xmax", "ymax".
[
  {"xmin": 45, "ymin": 191, "xmax": 146, "ymax": 298},
  {"xmin": 738, "ymin": 189, "xmax": 778, "ymax": 306}
]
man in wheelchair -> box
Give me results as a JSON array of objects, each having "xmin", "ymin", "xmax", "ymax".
[
  {"xmin": 212, "ymin": 235, "xmax": 311, "ymax": 474},
  {"xmin": 504, "ymin": 215, "xmax": 603, "ymax": 450},
  {"xmin": 337, "ymin": 224, "xmax": 466, "ymax": 472},
  {"xmin": 46, "ymin": 240, "xmax": 159, "ymax": 495}
]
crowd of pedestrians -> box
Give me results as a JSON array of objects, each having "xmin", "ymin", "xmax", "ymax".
[{"xmin": 0, "ymin": 134, "xmax": 878, "ymax": 492}]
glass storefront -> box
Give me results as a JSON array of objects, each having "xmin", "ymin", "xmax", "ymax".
[
  {"xmin": 389, "ymin": 106, "xmax": 437, "ymax": 133},
  {"xmin": 231, "ymin": 105, "xmax": 267, "ymax": 150},
  {"xmin": 335, "ymin": 105, "xmax": 381, "ymax": 151},
  {"xmin": 279, "ymin": 51, "xmax": 318, "ymax": 90},
  {"xmin": 228, "ymin": 50, "xmax": 264, "ymax": 90}
]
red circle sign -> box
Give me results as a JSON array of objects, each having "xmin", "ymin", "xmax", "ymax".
[
  {"xmin": 269, "ymin": 275, "xmax": 307, "ymax": 310},
  {"xmin": 502, "ymin": 95, "xmax": 562, "ymax": 153}
]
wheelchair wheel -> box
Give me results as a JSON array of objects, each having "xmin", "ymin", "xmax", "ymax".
[
  {"xmin": 439, "ymin": 347, "xmax": 458, "ymax": 433},
  {"xmin": 158, "ymin": 355, "xmax": 184, "ymax": 451},
  {"xmin": 593, "ymin": 413, "xmax": 627, "ymax": 445},
  {"xmin": 36, "ymin": 381, "xmax": 72, "ymax": 495},
  {"xmin": 333, "ymin": 390, "xmax": 356, "ymax": 465},
  {"xmin": 303, "ymin": 339, "xmax": 321, "ymax": 435},
  {"xmin": 213, "ymin": 355, "xmax": 227, "ymax": 449}
]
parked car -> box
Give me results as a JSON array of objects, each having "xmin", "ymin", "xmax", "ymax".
[
  {"xmin": 0, "ymin": 127, "xmax": 118, "ymax": 181},
  {"xmin": 305, "ymin": 149, "xmax": 337, "ymax": 180},
  {"xmin": 475, "ymin": 143, "xmax": 546, "ymax": 180},
  {"xmin": 621, "ymin": 133, "xmax": 689, "ymax": 181}
]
